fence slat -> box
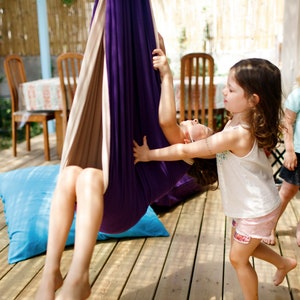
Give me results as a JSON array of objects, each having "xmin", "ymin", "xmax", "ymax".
[{"xmin": 0, "ymin": 0, "xmax": 94, "ymax": 56}]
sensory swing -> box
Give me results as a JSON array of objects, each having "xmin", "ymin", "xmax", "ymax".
[{"xmin": 60, "ymin": 0, "xmax": 191, "ymax": 234}]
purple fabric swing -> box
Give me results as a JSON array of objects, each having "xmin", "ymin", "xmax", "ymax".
[{"xmin": 61, "ymin": 0, "xmax": 190, "ymax": 234}]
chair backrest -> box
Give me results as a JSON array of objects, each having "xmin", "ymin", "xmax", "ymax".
[
  {"xmin": 179, "ymin": 53, "xmax": 215, "ymax": 130},
  {"xmin": 3, "ymin": 55, "xmax": 27, "ymax": 113},
  {"xmin": 57, "ymin": 52, "xmax": 83, "ymax": 137},
  {"xmin": 57, "ymin": 52, "xmax": 83, "ymax": 111}
]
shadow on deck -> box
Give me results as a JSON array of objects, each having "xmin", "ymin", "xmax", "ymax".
[{"xmin": 0, "ymin": 134, "xmax": 299, "ymax": 299}]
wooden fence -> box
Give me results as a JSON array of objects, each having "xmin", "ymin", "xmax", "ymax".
[{"xmin": 0, "ymin": 0, "xmax": 94, "ymax": 56}]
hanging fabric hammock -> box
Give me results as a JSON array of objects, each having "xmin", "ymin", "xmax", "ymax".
[{"xmin": 60, "ymin": 0, "xmax": 190, "ymax": 233}]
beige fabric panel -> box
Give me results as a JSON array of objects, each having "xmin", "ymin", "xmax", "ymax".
[{"xmin": 60, "ymin": 0, "xmax": 110, "ymax": 190}]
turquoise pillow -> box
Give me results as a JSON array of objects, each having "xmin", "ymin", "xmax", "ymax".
[{"xmin": 0, "ymin": 165, "xmax": 168, "ymax": 264}]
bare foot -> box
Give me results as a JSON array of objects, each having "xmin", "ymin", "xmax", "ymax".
[
  {"xmin": 273, "ymin": 257, "xmax": 297, "ymax": 286},
  {"xmin": 56, "ymin": 274, "xmax": 91, "ymax": 300},
  {"xmin": 35, "ymin": 270, "xmax": 63, "ymax": 300},
  {"xmin": 262, "ymin": 229, "xmax": 276, "ymax": 245}
]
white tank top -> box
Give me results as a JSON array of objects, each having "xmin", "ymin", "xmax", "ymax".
[{"xmin": 216, "ymin": 131, "xmax": 280, "ymax": 218}]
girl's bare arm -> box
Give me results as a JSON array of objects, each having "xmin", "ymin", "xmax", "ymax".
[
  {"xmin": 153, "ymin": 48, "xmax": 185, "ymax": 144},
  {"xmin": 133, "ymin": 126, "xmax": 251, "ymax": 164},
  {"xmin": 282, "ymin": 108, "xmax": 297, "ymax": 170}
]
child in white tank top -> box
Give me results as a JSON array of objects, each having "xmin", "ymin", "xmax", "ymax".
[{"xmin": 134, "ymin": 54, "xmax": 297, "ymax": 299}]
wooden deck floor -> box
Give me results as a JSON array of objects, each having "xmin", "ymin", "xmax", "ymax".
[{"xmin": 0, "ymin": 134, "xmax": 300, "ymax": 300}]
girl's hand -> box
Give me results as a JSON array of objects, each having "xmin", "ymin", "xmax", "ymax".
[
  {"xmin": 133, "ymin": 136, "xmax": 150, "ymax": 164},
  {"xmin": 283, "ymin": 150, "xmax": 297, "ymax": 171},
  {"xmin": 152, "ymin": 48, "xmax": 171, "ymax": 79}
]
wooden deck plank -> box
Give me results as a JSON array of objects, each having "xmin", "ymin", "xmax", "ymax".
[
  {"xmin": 1, "ymin": 134, "xmax": 300, "ymax": 299},
  {"xmin": 0, "ymin": 255, "xmax": 44, "ymax": 299},
  {"xmin": 0, "ymin": 230, "xmax": 8, "ymax": 253},
  {"xmin": 14, "ymin": 249, "xmax": 76, "ymax": 300},
  {"xmin": 189, "ymin": 188, "xmax": 225, "ymax": 300},
  {"xmin": 0, "ymin": 200, "xmax": 3, "ymax": 214},
  {"xmin": 254, "ymin": 199, "xmax": 291, "ymax": 299},
  {"xmin": 153, "ymin": 194, "xmax": 206, "ymax": 300},
  {"xmin": 119, "ymin": 205, "xmax": 184, "ymax": 300},
  {"xmin": 0, "ymin": 201, "xmax": 8, "ymax": 263},
  {"xmin": 277, "ymin": 197, "xmax": 300, "ymax": 299},
  {"xmin": 0, "ymin": 211, "xmax": 6, "ymax": 231},
  {"xmin": 254, "ymin": 247, "xmax": 291, "ymax": 299},
  {"xmin": 223, "ymin": 217, "xmax": 243, "ymax": 300},
  {"xmin": 15, "ymin": 241, "xmax": 119, "ymax": 299},
  {"xmin": 0, "ymin": 133, "xmax": 60, "ymax": 173},
  {"xmin": 90, "ymin": 238, "xmax": 146, "ymax": 299},
  {"xmin": 89, "ymin": 241, "xmax": 119, "ymax": 284},
  {"xmin": 291, "ymin": 191, "xmax": 300, "ymax": 222},
  {"xmin": 0, "ymin": 247, "xmax": 13, "ymax": 280}
]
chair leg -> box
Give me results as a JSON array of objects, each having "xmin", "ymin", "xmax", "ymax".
[
  {"xmin": 55, "ymin": 110, "xmax": 63, "ymax": 158},
  {"xmin": 12, "ymin": 120, "xmax": 17, "ymax": 157},
  {"xmin": 25, "ymin": 123, "xmax": 31, "ymax": 151},
  {"xmin": 42, "ymin": 120, "xmax": 50, "ymax": 161}
]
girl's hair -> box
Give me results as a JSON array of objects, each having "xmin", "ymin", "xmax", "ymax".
[
  {"xmin": 230, "ymin": 58, "xmax": 283, "ymax": 151},
  {"xmin": 188, "ymin": 157, "xmax": 218, "ymax": 188}
]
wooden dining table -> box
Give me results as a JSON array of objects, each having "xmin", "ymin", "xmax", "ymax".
[{"xmin": 18, "ymin": 77, "xmax": 64, "ymax": 157}]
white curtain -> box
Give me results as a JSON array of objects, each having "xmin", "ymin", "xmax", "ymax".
[{"xmin": 281, "ymin": 0, "xmax": 300, "ymax": 95}]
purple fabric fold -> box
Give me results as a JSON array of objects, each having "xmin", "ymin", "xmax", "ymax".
[
  {"xmin": 63, "ymin": 0, "xmax": 191, "ymax": 234},
  {"xmin": 98, "ymin": 0, "xmax": 190, "ymax": 233}
]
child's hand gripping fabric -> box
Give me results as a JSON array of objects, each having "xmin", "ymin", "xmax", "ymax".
[{"xmin": 133, "ymin": 136, "xmax": 151, "ymax": 164}]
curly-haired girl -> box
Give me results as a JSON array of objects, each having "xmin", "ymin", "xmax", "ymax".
[{"xmin": 134, "ymin": 54, "xmax": 297, "ymax": 299}]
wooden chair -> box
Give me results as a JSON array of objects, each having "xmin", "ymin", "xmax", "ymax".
[
  {"xmin": 57, "ymin": 52, "xmax": 83, "ymax": 140},
  {"xmin": 3, "ymin": 55, "xmax": 55, "ymax": 161},
  {"xmin": 179, "ymin": 52, "xmax": 226, "ymax": 131}
]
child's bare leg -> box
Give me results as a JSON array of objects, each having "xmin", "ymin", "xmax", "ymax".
[
  {"xmin": 252, "ymin": 240, "xmax": 297, "ymax": 285},
  {"xmin": 56, "ymin": 168, "xmax": 104, "ymax": 300},
  {"xmin": 263, "ymin": 181, "xmax": 299, "ymax": 245},
  {"xmin": 230, "ymin": 237, "xmax": 261, "ymax": 300},
  {"xmin": 35, "ymin": 166, "xmax": 82, "ymax": 300}
]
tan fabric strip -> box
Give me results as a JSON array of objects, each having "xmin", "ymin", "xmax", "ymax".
[{"xmin": 60, "ymin": 0, "xmax": 110, "ymax": 191}]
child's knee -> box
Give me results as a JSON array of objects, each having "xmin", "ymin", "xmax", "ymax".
[
  {"xmin": 76, "ymin": 168, "xmax": 104, "ymax": 191},
  {"xmin": 229, "ymin": 249, "xmax": 238, "ymax": 268},
  {"xmin": 58, "ymin": 166, "xmax": 82, "ymax": 189}
]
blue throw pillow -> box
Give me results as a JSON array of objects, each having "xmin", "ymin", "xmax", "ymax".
[{"xmin": 0, "ymin": 165, "xmax": 169, "ymax": 264}]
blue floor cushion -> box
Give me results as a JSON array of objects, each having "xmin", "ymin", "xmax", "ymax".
[{"xmin": 0, "ymin": 165, "xmax": 169, "ymax": 264}]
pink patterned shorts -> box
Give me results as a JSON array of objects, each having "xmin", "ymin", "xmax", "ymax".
[{"xmin": 232, "ymin": 204, "xmax": 281, "ymax": 244}]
